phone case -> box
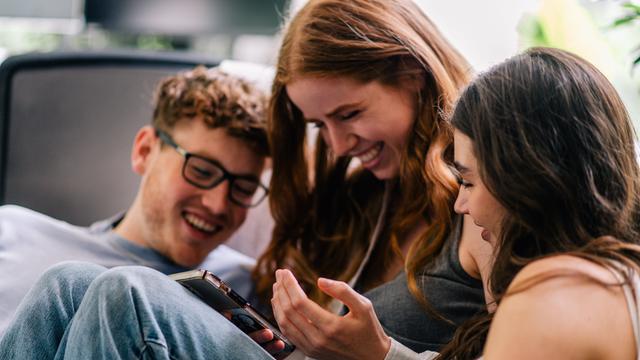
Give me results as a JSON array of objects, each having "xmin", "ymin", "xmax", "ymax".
[{"xmin": 170, "ymin": 269, "xmax": 295, "ymax": 359}]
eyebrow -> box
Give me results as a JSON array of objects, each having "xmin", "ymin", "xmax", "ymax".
[
  {"xmin": 157, "ymin": 130, "xmax": 260, "ymax": 181},
  {"xmin": 453, "ymin": 161, "xmax": 472, "ymax": 175},
  {"xmin": 301, "ymin": 101, "xmax": 365, "ymax": 124},
  {"xmin": 325, "ymin": 101, "xmax": 364, "ymax": 118}
]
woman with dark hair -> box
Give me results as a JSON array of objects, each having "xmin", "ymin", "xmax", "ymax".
[
  {"xmin": 443, "ymin": 47, "xmax": 640, "ymax": 359},
  {"xmin": 0, "ymin": 0, "xmax": 491, "ymax": 359}
]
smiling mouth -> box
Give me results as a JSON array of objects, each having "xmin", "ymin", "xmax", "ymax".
[
  {"xmin": 354, "ymin": 142, "xmax": 383, "ymax": 164},
  {"xmin": 183, "ymin": 212, "xmax": 221, "ymax": 234}
]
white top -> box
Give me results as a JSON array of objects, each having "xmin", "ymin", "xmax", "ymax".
[{"xmin": 615, "ymin": 264, "xmax": 640, "ymax": 360}]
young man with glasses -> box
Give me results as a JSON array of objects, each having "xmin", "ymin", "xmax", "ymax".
[{"xmin": 0, "ymin": 66, "xmax": 270, "ymax": 335}]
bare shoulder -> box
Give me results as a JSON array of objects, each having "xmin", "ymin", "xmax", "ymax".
[
  {"xmin": 483, "ymin": 255, "xmax": 636, "ymax": 360},
  {"xmin": 511, "ymin": 254, "xmax": 618, "ymax": 286}
]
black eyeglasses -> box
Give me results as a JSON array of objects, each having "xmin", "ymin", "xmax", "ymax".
[{"xmin": 155, "ymin": 129, "xmax": 268, "ymax": 208}]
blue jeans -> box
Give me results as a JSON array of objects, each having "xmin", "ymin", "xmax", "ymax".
[{"xmin": 0, "ymin": 261, "xmax": 273, "ymax": 360}]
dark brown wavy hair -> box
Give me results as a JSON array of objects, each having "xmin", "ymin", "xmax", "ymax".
[
  {"xmin": 439, "ymin": 47, "xmax": 640, "ymax": 359},
  {"xmin": 252, "ymin": 0, "xmax": 471, "ymax": 309}
]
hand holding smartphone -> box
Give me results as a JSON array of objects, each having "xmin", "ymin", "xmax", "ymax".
[{"xmin": 170, "ymin": 269, "xmax": 296, "ymax": 359}]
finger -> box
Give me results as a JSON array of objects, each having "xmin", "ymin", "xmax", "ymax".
[
  {"xmin": 317, "ymin": 277, "xmax": 373, "ymax": 318},
  {"xmin": 274, "ymin": 273, "xmax": 319, "ymax": 334},
  {"xmin": 262, "ymin": 339, "xmax": 286, "ymax": 355},
  {"xmin": 248, "ymin": 329, "xmax": 273, "ymax": 344},
  {"xmin": 271, "ymin": 275, "xmax": 315, "ymax": 350},
  {"xmin": 272, "ymin": 278, "xmax": 299, "ymax": 327},
  {"xmin": 271, "ymin": 282, "xmax": 289, "ymax": 332},
  {"xmin": 277, "ymin": 269, "xmax": 337, "ymax": 328},
  {"xmin": 272, "ymin": 295, "xmax": 315, "ymax": 355}
]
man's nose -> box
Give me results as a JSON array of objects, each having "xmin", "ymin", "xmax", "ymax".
[
  {"xmin": 202, "ymin": 179, "xmax": 232, "ymax": 213},
  {"xmin": 454, "ymin": 189, "xmax": 469, "ymax": 215}
]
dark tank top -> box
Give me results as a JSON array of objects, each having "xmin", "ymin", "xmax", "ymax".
[{"xmin": 364, "ymin": 215, "xmax": 485, "ymax": 352}]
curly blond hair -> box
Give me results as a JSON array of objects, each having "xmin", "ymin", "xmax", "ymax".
[{"xmin": 152, "ymin": 66, "xmax": 269, "ymax": 156}]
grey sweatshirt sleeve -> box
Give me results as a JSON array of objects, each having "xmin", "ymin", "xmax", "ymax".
[{"xmin": 384, "ymin": 338, "xmax": 439, "ymax": 360}]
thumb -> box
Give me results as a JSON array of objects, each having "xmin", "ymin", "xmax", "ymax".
[{"xmin": 317, "ymin": 277, "xmax": 372, "ymax": 317}]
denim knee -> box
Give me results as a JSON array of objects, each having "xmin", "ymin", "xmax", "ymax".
[
  {"xmin": 39, "ymin": 261, "xmax": 107, "ymax": 291},
  {"xmin": 0, "ymin": 262, "xmax": 107, "ymax": 360},
  {"xmin": 83, "ymin": 265, "xmax": 178, "ymax": 317},
  {"xmin": 89, "ymin": 265, "xmax": 171, "ymax": 297}
]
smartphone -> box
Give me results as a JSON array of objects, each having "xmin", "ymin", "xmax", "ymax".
[{"xmin": 170, "ymin": 269, "xmax": 295, "ymax": 359}]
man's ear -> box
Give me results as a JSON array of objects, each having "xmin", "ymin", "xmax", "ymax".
[{"xmin": 131, "ymin": 126, "xmax": 158, "ymax": 175}]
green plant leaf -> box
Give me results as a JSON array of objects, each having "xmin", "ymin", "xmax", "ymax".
[
  {"xmin": 622, "ymin": 2, "xmax": 640, "ymax": 13},
  {"xmin": 613, "ymin": 14, "xmax": 639, "ymax": 27}
]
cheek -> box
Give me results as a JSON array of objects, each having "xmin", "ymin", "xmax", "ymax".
[
  {"xmin": 359, "ymin": 122, "xmax": 408, "ymax": 150},
  {"xmin": 229, "ymin": 208, "xmax": 249, "ymax": 228},
  {"xmin": 465, "ymin": 191, "xmax": 488, "ymax": 222},
  {"xmin": 161, "ymin": 171, "xmax": 185, "ymax": 196},
  {"xmin": 146, "ymin": 157, "xmax": 187, "ymax": 194},
  {"xmin": 479, "ymin": 193, "xmax": 505, "ymax": 231},
  {"xmin": 384, "ymin": 116, "xmax": 414, "ymax": 149},
  {"xmin": 156, "ymin": 169, "xmax": 195, "ymax": 206}
]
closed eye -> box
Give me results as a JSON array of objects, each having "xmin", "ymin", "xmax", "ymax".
[
  {"xmin": 459, "ymin": 179, "xmax": 473, "ymax": 189},
  {"xmin": 456, "ymin": 174, "xmax": 473, "ymax": 189},
  {"xmin": 337, "ymin": 110, "xmax": 360, "ymax": 121},
  {"xmin": 232, "ymin": 181, "xmax": 259, "ymax": 198},
  {"xmin": 449, "ymin": 165, "xmax": 473, "ymax": 189},
  {"xmin": 191, "ymin": 166, "xmax": 213, "ymax": 179}
]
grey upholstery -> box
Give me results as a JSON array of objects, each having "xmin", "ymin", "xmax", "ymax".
[
  {"xmin": 0, "ymin": 52, "xmax": 277, "ymax": 258},
  {"xmin": 0, "ymin": 51, "xmax": 218, "ymax": 225}
]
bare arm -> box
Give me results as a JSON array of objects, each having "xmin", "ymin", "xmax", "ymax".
[{"xmin": 483, "ymin": 255, "xmax": 635, "ymax": 360}]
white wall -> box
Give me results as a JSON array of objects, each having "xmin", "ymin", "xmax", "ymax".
[
  {"xmin": 286, "ymin": 0, "xmax": 539, "ymax": 72},
  {"xmin": 415, "ymin": 0, "xmax": 540, "ymax": 72}
]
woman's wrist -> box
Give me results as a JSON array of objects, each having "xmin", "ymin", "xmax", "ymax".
[{"xmin": 378, "ymin": 335, "xmax": 393, "ymax": 360}]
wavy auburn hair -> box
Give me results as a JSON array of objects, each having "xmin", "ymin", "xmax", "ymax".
[
  {"xmin": 440, "ymin": 47, "xmax": 640, "ymax": 358},
  {"xmin": 252, "ymin": 0, "xmax": 471, "ymax": 309}
]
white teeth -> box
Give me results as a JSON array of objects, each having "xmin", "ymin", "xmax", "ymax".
[
  {"xmin": 357, "ymin": 143, "xmax": 382, "ymax": 163},
  {"xmin": 184, "ymin": 213, "xmax": 219, "ymax": 233}
]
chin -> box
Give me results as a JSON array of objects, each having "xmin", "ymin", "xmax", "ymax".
[
  {"xmin": 171, "ymin": 252, "xmax": 205, "ymax": 268},
  {"xmin": 173, "ymin": 258, "xmax": 198, "ymax": 268},
  {"xmin": 371, "ymin": 167, "xmax": 399, "ymax": 180}
]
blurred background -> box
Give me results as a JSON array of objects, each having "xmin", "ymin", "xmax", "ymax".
[
  {"xmin": 1, "ymin": 0, "xmax": 639, "ymax": 257},
  {"xmin": 0, "ymin": 0, "xmax": 639, "ymax": 125}
]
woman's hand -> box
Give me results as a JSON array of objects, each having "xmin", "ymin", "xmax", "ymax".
[{"xmin": 271, "ymin": 269, "xmax": 391, "ymax": 360}]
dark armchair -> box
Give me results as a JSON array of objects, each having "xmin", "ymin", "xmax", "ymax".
[{"xmin": 0, "ymin": 50, "xmax": 218, "ymax": 225}]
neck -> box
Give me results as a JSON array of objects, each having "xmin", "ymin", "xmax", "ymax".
[
  {"xmin": 382, "ymin": 219, "xmax": 428, "ymax": 282},
  {"xmin": 113, "ymin": 199, "xmax": 148, "ymax": 248}
]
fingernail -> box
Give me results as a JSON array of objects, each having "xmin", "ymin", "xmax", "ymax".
[
  {"xmin": 257, "ymin": 330, "xmax": 273, "ymax": 342},
  {"xmin": 318, "ymin": 277, "xmax": 336, "ymax": 286}
]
